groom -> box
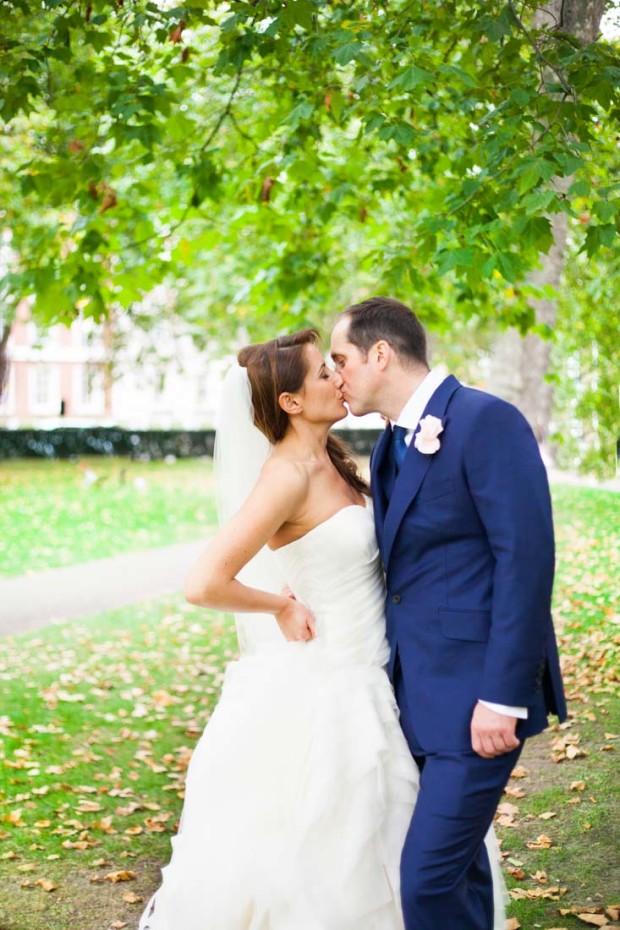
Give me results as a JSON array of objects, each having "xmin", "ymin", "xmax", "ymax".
[{"xmin": 330, "ymin": 297, "xmax": 566, "ymax": 930}]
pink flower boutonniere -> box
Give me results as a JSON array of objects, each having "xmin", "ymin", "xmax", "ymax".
[{"xmin": 414, "ymin": 415, "xmax": 444, "ymax": 455}]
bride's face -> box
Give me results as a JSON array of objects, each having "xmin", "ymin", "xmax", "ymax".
[{"xmin": 298, "ymin": 344, "xmax": 347, "ymax": 425}]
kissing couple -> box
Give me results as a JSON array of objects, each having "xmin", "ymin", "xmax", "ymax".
[{"xmin": 139, "ymin": 296, "xmax": 566, "ymax": 930}]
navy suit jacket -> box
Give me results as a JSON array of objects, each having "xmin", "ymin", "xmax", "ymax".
[{"xmin": 371, "ymin": 375, "xmax": 567, "ymax": 753}]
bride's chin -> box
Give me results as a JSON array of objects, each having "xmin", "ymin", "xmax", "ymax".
[{"xmin": 331, "ymin": 407, "xmax": 349, "ymax": 424}]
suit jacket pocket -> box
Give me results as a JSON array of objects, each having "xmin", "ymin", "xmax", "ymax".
[
  {"xmin": 438, "ymin": 607, "xmax": 491, "ymax": 643},
  {"xmin": 417, "ymin": 477, "xmax": 456, "ymax": 504}
]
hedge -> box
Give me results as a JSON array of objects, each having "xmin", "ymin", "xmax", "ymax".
[{"xmin": 0, "ymin": 427, "xmax": 383, "ymax": 460}]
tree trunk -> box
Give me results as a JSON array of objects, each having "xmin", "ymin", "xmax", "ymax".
[
  {"xmin": 488, "ymin": 0, "xmax": 606, "ymax": 448},
  {"xmin": 0, "ymin": 323, "xmax": 11, "ymax": 402}
]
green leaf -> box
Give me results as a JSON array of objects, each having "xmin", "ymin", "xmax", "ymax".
[
  {"xmin": 436, "ymin": 248, "xmax": 474, "ymax": 275},
  {"xmin": 521, "ymin": 189, "xmax": 557, "ymax": 214},
  {"xmin": 333, "ymin": 42, "xmax": 362, "ymax": 66},
  {"xmin": 388, "ymin": 65, "xmax": 434, "ymax": 92},
  {"xmin": 568, "ymin": 179, "xmax": 589, "ymax": 197},
  {"xmin": 284, "ymin": 100, "xmax": 315, "ymax": 128},
  {"xmin": 593, "ymin": 200, "xmax": 618, "ymax": 223}
]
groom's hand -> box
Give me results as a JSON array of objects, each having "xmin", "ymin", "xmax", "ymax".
[{"xmin": 471, "ymin": 702, "xmax": 520, "ymax": 758}]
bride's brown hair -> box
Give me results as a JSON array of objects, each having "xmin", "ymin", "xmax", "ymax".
[{"xmin": 238, "ymin": 329, "xmax": 369, "ymax": 496}]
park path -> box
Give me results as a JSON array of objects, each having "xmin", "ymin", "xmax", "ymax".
[
  {"xmin": 0, "ymin": 469, "xmax": 616, "ymax": 641},
  {"xmin": 0, "ymin": 537, "xmax": 209, "ymax": 638}
]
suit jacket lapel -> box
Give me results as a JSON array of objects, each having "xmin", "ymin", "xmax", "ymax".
[
  {"xmin": 370, "ymin": 423, "xmax": 392, "ymax": 553},
  {"xmin": 383, "ymin": 375, "xmax": 461, "ymax": 568}
]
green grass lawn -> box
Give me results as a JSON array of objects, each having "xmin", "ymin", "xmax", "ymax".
[
  {"xmin": 0, "ymin": 457, "xmax": 217, "ymax": 578},
  {"xmin": 500, "ymin": 485, "xmax": 619, "ymax": 930},
  {"xmin": 0, "ymin": 482, "xmax": 617, "ymax": 930},
  {"xmin": 0, "ymin": 596, "xmax": 238, "ymax": 930}
]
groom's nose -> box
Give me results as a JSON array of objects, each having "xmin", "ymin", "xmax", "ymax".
[{"xmin": 333, "ymin": 370, "xmax": 344, "ymax": 388}]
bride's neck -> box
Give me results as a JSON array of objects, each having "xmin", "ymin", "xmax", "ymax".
[{"xmin": 280, "ymin": 419, "xmax": 331, "ymax": 460}]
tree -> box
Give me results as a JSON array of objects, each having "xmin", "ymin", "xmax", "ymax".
[
  {"xmin": 550, "ymin": 241, "xmax": 619, "ymax": 477},
  {"xmin": 487, "ymin": 0, "xmax": 614, "ymax": 445},
  {"xmin": 1, "ymin": 0, "xmax": 618, "ymax": 340},
  {"xmin": 1, "ymin": 1, "xmax": 618, "ymax": 468}
]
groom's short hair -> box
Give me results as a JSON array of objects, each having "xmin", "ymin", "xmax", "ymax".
[{"xmin": 341, "ymin": 297, "xmax": 428, "ymax": 368}]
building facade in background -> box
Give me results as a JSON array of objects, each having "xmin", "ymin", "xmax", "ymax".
[{"xmin": 0, "ymin": 300, "xmax": 229, "ymax": 430}]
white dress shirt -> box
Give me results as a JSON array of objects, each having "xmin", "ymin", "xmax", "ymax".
[{"xmin": 393, "ymin": 369, "xmax": 528, "ymax": 721}]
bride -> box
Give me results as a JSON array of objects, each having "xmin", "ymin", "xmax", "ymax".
[{"xmin": 138, "ymin": 329, "xmax": 505, "ymax": 930}]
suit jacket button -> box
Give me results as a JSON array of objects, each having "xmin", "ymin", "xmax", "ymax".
[{"xmin": 392, "ymin": 594, "xmax": 401, "ymax": 604}]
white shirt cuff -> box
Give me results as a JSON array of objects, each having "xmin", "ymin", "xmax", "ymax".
[{"xmin": 479, "ymin": 700, "xmax": 528, "ymax": 720}]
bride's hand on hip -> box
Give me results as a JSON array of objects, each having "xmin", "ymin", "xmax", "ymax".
[{"xmin": 275, "ymin": 599, "xmax": 316, "ymax": 642}]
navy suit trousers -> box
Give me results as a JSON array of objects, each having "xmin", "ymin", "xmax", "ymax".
[{"xmin": 394, "ymin": 664, "xmax": 522, "ymax": 930}]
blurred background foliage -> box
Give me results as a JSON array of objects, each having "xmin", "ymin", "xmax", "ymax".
[{"xmin": 0, "ymin": 0, "xmax": 618, "ymax": 473}]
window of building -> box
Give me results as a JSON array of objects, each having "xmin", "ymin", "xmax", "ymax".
[{"xmin": 35, "ymin": 365, "xmax": 51, "ymax": 405}]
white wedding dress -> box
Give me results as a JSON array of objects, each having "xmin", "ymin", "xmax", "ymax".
[{"xmin": 138, "ymin": 504, "xmax": 505, "ymax": 930}]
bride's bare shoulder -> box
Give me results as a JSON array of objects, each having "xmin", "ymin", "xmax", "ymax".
[{"xmin": 259, "ymin": 453, "xmax": 310, "ymax": 498}]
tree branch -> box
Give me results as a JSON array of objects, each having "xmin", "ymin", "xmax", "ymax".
[{"xmin": 507, "ymin": 0, "xmax": 574, "ymax": 96}]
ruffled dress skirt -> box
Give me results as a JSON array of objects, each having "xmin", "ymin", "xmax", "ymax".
[{"xmin": 138, "ymin": 642, "xmax": 419, "ymax": 930}]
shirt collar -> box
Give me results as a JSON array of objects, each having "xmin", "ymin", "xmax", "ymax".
[{"xmin": 393, "ymin": 367, "xmax": 449, "ymax": 432}]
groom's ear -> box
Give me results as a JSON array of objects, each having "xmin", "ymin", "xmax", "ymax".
[
  {"xmin": 373, "ymin": 340, "xmax": 391, "ymax": 370},
  {"xmin": 278, "ymin": 391, "xmax": 302, "ymax": 415}
]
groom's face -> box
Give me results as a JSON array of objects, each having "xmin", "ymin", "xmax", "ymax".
[{"xmin": 330, "ymin": 319, "xmax": 378, "ymax": 417}]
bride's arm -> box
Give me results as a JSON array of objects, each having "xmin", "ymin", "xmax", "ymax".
[{"xmin": 184, "ymin": 461, "xmax": 315, "ymax": 640}]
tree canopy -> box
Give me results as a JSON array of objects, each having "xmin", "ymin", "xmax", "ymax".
[{"xmin": 1, "ymin": 0, "xmax": 619, "ymax": 339}]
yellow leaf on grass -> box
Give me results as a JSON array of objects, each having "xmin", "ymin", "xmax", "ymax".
[
  {"xmin": 76, "ymin": 801, "xmax": 103, "ymax": 813},
  {"xmin": 35, "ymin": 879, "xmax": 57, "ymax": 892},
  {"xmin": 497, "ymin": 802, "xmax": 520, "ymax": 816},
  {"xmin": 104, "ymin": 870, "xmax": 136, "ymax": 883},
  {"xmin": 526, "ymin": 834, "xmax": 553, "ymax": 849},
  {"xmin": 505, "ymin": 919, "xmax": 521, "ymax": 929},
  {"xmin": 510, "ymin": 766, "xmax": 529, "ymax": 779},
  {"xmin": 122, "ymin": 891, "xmax": 143, "ymax": 904}
]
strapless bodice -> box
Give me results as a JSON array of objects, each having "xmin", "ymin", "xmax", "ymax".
[{"xmin": 274, "ymin": 504, "xmax": 389, "ymax": 668}]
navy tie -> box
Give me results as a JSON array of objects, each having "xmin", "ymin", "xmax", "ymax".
[{"xmin": 391, "ymin": 425, "xmax": 409, "ymax": 471}]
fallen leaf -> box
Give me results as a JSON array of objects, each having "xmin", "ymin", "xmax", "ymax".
[
  {"xmin": 104, "ymin": 869, "xmax": 136, "ymax": 883},
  {"xmin": 122, "ymin": 891, "xmax": 143, "ymax": 904},
  {"xmin": 497, "ymin": 802, "xmax": 520, "ymax": 816},
  {"xmin": 510, "ymin": 765, "xmax": 529, "ymax": 779},
  {"xmin": 526, "ymin": 833, "xmax": 553, "ymax": 849},
  {"xmin": 35, "ymin": 878, "xmax": 57, "ymax": 892}
]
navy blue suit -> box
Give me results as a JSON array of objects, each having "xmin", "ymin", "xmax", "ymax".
[{"xmin": 371, "ymin": 375, "xmax": 566, "ymax": 930}]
